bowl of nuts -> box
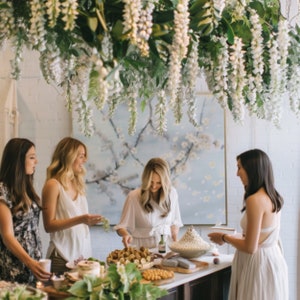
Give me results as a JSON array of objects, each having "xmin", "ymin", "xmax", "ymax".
[{"xmin": 168, "ymin": 226, "xmax": 211, "ymax": 259}]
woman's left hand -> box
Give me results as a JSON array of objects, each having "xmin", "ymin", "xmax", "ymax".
[{"xmin": 82, "ymin": 214, "xmax": 103, "ymax": 226}]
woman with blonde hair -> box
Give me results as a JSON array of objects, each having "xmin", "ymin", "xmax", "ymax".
[
  {"xmin": 115, "ymin": 157, "xmax": 183, "ymax": 249},
  {"xmin": 42, "ymin": 137, "xmax": 103, "ymax": 273}
]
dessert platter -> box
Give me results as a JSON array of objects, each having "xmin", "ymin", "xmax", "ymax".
[{"xmin": 141, "ymin": 268, "xmax": 175, "ymax": 285}]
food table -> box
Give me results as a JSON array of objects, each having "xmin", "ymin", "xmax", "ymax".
[{"xmin": 41, "ymin": 254, "xmax": 232, "ymax": 300}]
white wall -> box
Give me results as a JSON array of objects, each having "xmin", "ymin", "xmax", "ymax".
[{"xmin": 1, "ymin": 46, "xmax": 299, "ymax": 299}]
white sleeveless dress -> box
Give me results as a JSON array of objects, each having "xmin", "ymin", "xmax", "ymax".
[
  {"xmin": 46, "ymin": 181, "xmax": 92, "ymax": 262},
  {"xmin": 229, "ymin": 213, "xmax": 289, "ymax": 300}
]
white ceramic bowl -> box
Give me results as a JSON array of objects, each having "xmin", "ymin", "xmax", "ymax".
[
  {"xmin": 51, "ymin": 276, "xmax": 65, "ymax": 290},
  {"xmin": 168, "ymin": 244, "xmax": 208, "ymax": 259}
]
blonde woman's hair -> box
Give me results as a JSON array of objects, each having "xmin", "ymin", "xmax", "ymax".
[
  {"xmin": 140, "ymin": 157, "xmax": 171, "ymax": 217},
  {"xmin": 46, "ymin": 137, "xmax": 87, "ymax": 195}
]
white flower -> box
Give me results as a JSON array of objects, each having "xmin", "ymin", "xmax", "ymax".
[
  {"xmin": 277, "ymin": 19, "xmax": 290, "ymax": 93},
  {"xmin": 29, "ymin": 0, "xmax": 47, "ymax": 51},
  {"xmin": 228, "ymin": 37, "xmax": 246, "ymax": 123},
  {"xmin": 155, "ymin": 90, "xmax": 168, "ymax": 134},
  {"xmin": 167, "ymin": 0, "xmax": 190, "ymax": 106},
  {"xmin": 0, "ymin": 1, "xmax": 15, "ymax": 43},
  {"xmin": 287, "ymin": 64, "xmax": 300, "ymax": 116},
  {"xmin": 247, "ymin": 8, "xmax": 264, "ymax": 112},
  {"xmin": 122, "ymin": 0, "xmax": 141, "ymax": 45},
  {"xmin": 45, "ymin": 0, "xmax": 60, "ymax": 28},
  {"xmin": 264, "ymin": 35, "xmax": 282, "ymax": 126},
  {"xmin": 61, "ymin": 0, "xmax": 78, "ymax": 31},
  {"xmin": 136, "ymin": 2, "xmax": 154, "ymax": 56}
]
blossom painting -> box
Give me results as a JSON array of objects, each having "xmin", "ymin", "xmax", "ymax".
[{"xmin": 74, "ymin": 91, "xmax": 226, "ymax": 225}]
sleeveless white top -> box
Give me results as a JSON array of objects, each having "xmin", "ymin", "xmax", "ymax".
[{"xmin": 46, "ymin": 181, "xmax": 92, "ymax": 262}]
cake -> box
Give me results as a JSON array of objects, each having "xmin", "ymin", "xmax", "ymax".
[{"xmin": 77, "ymin": 260, "xmax": 100, "ymax": 278}]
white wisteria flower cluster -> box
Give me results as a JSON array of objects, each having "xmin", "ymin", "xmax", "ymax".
[{"xmin": 0, "ymin": 0, "xmax": 300, "ymax": 135}]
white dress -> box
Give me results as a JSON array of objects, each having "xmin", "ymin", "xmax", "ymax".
[
  {"xmin": 229, "ymin": 213, "xmax": 289, "ymax": 300},
  {"xmin": 46, "ymin": 181, "xmax": 92, "ymax": 262},
  {"xmin": 114, "ymin": 187, "xmax": 183, "ymax": 248}
]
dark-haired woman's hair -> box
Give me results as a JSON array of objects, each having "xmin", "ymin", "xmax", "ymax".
[
  {"xmin": 237, "ymin": 149, "xmax": 283, "ymax": 213},
  {"xmin": 140, "ymin": 157, "xmax": 171, "ymax": 217},
  {"xmin": 0, "ymin": 138, "xmax": 40, "ymax": 213}
]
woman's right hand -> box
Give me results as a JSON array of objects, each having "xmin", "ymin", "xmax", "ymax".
[
  {"xmin": 28, "ymin": 259, "xmax": 52, "ymax": 282},
  {"xmin": 122, "ymin": 234, "xmax": 133, "ymax": 248}
]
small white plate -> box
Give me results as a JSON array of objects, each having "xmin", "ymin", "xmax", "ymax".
[{"xmin": 210, "ymin": 226, "xmax": 236, "ymax": 234}]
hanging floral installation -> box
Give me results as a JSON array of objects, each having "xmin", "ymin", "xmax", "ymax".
[{"xmin": 0, "ymin": 0, "xmax": 300, "ymax": 136}]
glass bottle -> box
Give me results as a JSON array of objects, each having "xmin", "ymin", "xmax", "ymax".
[{"xmin": 158, "ymin": 234, "xmax": 166, "ymax": 253}]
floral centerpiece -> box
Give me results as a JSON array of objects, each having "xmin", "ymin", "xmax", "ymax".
[{"xmin": 0, "ymin": 0, "xmax": 299, "ymax": 136}]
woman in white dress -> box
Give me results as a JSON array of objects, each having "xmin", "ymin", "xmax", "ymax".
[
  {"xmin": 42, "ymin": 137, "xmax": 103, "ymax": 273},
  {"xmin": 208, "ymin": 149, "xmax": 288, "ymax": 300},
  {"xmin": 114, "ymin": 157, "xmax": 183, "ymax": 249}
]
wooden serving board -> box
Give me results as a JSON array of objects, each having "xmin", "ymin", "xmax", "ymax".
[
  {"xmin": 41, "ymin": 285, "xmax": 70, "ymax": 299},
  {"xmin": 156, "ymin": 260, "xmax": 209, "ymax": 274},
  {"xmin": 141, "ymin": 277, "xmax": 174, "ymax": 286}
]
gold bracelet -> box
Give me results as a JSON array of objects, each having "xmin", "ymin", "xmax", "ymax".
[{"xmin": 222, "ymin": 234, "xmax": 227, "ymax": 243}]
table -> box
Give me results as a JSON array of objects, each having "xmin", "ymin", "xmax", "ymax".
[
  {"xmin": 42, "ymin": 254, "xmax": 233, "ymax": 300},
  {"xmin": 159, "ymin": 254, "xmax": 233, "ymax": 300}
]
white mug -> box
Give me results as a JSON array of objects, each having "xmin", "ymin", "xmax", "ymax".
[{"xmin": 39, "ymin": 258, "xmax": 51, "ymax": 272}]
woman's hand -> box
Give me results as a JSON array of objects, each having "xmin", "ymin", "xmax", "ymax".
[
  {"xmin": 82, "ymin": 214, "xmax": 103, "ymax": 226},
  {"xmin": 207, "ymin": 232, "xmax": 227, "ymax": 246},
  {"xmin": 122, "ymin": 234, "xmax": 133, "ymax": 248},
  {"xmin": 27, "ymin": 259, "xmax": 52, "ymax": 282}
]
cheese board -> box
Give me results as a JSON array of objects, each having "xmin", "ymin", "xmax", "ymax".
[{"xmin": 155, "ymin": 259, "xmax": 209, "ymax": 274}]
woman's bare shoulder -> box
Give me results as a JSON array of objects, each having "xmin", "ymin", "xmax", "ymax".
[
  {"xmin": 43, "ymin": 178, "xmax": 60, "ymax": 191},
  {"xmin": 246, "ymin": 188, "xmax": 271, "ymax": 209}
]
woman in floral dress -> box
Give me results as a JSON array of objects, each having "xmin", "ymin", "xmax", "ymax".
[{"xmin": 0, "ymin": 138, "xmax": 51, "ymax": 285}]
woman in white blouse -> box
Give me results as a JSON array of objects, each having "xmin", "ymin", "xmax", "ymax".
[{"xmin": 114, "ymin": 157, "xmax": 183, "ymax": 249}]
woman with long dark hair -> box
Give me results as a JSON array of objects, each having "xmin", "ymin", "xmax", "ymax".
[
  {"xmin": 208, "ymin": 149, "xmax": 288, "ymax": 300},
  {"xmin": 0, "ymin": 138, "xmax": 51, "ymax": 284}
]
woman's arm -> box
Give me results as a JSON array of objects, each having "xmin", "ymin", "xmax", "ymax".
[
  {"xmin": 169, "ymin": 188, "xmax": 183, "ymax": 241},
  {"xmin": 170, "ymin": 225, "xmax": 179, "ymax": 241},
  {"xmin": 0, "ymin": 201, "xmax": 51, "ymax": 281},
  {"xmin": 114, "ymin": 191, "xmax": 138, "ymax": 247},
  {"xmin": 208, "ymin": 194, "xmax": 264, "ymax": 254},
  {"xmin": 42, "ymin": 179, "xmax": 102, "ymax": 233}
]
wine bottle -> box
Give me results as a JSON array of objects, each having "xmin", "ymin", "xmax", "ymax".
[{"xmin": 158, "ymin": 234, "xmax": 166, "ymax": 253}]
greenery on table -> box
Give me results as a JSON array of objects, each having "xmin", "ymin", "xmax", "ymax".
[
  {"xmin": 66, "ymin": 262, "xmax": 168, "ymax": 300},
  {"xmin": 0, "ymin": 284, "xmax": 45, "ymax": 300},
  {"xmin": 0, "ymin": 0, "xmax": 300, "ymax": 136}
]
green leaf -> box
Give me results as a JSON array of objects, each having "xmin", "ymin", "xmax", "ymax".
[
  {"xmin": 68, "ymin": 281, "xmax": 91, "ymax": 298},
  {"xmin": 88, "ymin": 17, "xmax": 98, "ymax": 32}
]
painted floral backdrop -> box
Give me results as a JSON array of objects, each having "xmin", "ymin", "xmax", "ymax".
[{"xmin": 74, "ymin": 83, "xmax": 225, "ymax": 225}]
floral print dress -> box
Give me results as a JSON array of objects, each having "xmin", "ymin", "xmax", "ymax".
[{"xmin": 0, "ymin": 183, "xmax": 43, "ymax": 285}]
